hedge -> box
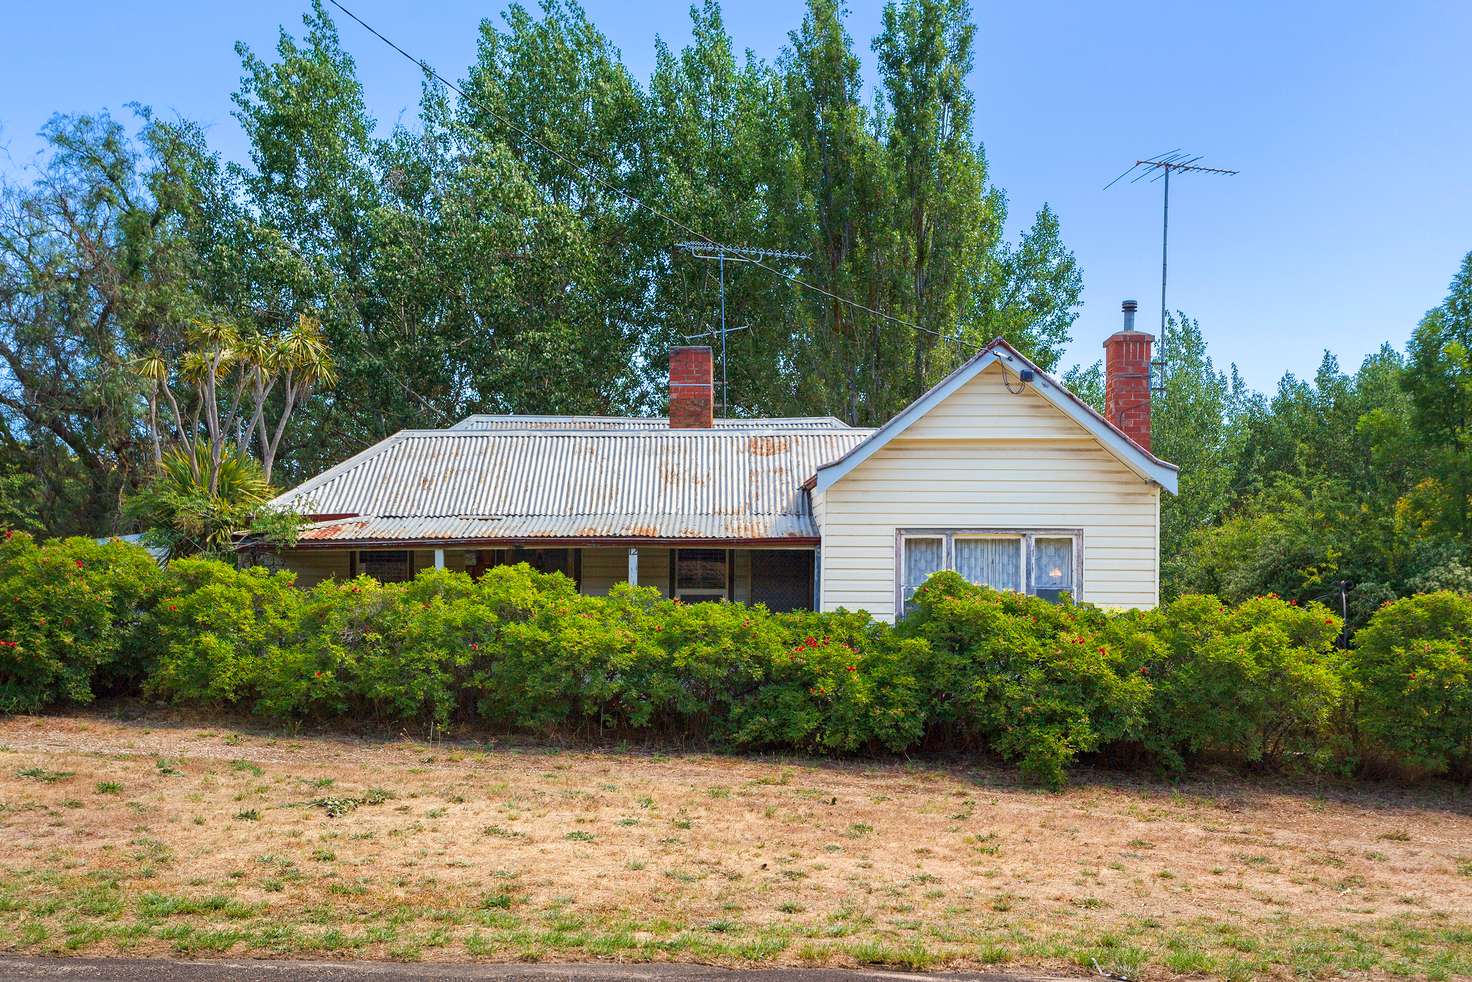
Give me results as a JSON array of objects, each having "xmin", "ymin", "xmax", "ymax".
[{"xmin": 2, "ymin": 532, "xmax": 1468, "ymax": 785}]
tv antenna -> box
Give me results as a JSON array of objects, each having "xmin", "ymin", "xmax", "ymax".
[
  {"xmin": 675, "ymin": 241, "xmax": 810, "ymax": 414},
  {"xmin": 1105, "ymin": 151, "xmax": 1238, "ymax": 341}
]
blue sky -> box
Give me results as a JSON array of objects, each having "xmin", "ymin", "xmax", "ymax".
[{"xmin": 3, "ymin": 1, "xmax": 1469, "ymax": 390}]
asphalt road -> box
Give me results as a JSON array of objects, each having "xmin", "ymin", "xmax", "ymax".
[{"xmin": 0, "ymin": 958, "xmax": 1066, "ymax": 982}]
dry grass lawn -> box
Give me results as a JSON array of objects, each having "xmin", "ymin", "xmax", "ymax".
[{"xmin": 1, "ymin": 710, "xmax": 1470, "ymax": 980}]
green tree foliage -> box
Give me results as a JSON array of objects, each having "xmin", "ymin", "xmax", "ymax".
[
  {"xmin": 1153, "ymin": 313, "xmax": 1244, "ymax": 579},
  {"xmin": 3, "ymin": 0, "xmax": 1087, "ymax": 534},
  {"xmin": 1402, "ymin": 252, "xmax": 1472, "ymax": 539},
  {"xmin": 1157, "ymin": 255, "xmax": 1472, "ymax": 624}
]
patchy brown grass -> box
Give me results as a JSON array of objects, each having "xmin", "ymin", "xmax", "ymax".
[{"xmin": 1, "ymin": 711, "xmax": 1469, "ymax": 979}]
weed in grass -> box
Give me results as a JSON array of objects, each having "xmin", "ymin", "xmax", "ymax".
[
  {"xmin": 156, "ymin": 758, "xmax": 182, "ymax": 777},
  {"xmin": 565, "ymin": 831, "xmax": 595, "ymax": 842},
  {"xmin": 94, "ymin": 781, "xmax": 122, "ymax": 795},
  {"xmin": 16, "ymin": 767, "xmax": 72, "ymax": 783},
  {"xmin": 233, "ymin": 809, "xmax": 260, "ymax": 822},
  {"xmin": 230, "ymin": 760, "xmax": 263, "ymax": 777},
  {"xmin": 312, "ymin": 789, "xmax": 392, "ymax": 818},
  {"xmin": 846, "ymin": 822, "xmax": 873, "ymax": 838},
  {"xmin": 1378, "ymin": 830, "xmax": 1412, "ymax": 842},
  {"xmin": 481, "ymin": 825, "xmax": 525, "ymax": 839}
]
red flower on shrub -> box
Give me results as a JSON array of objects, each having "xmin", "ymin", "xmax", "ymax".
[
  {"xmin": 168, "ymin": 604, "xmax": 177, "ymax": 612},
  {"xmin": 1139, "ymin": 666, "xmax": 1149, "ymax": 675},
  {"xmin": 470, "ymin": 642, "xmax": 479, "ymax": 650},
  {"xmin": 74, "ymin": 559, "xmax": 84, "ymax": 569},
  {"xmin": 1098, "ymin": 646, "xmax": 1107, "ymax": 654},
  {"xmin": 804, "ymin": 636, "xmax": 816, "ymax": 647},
  {"xmin": 846, "ymin": 664, "xmax": 856, "ymax": 673}
]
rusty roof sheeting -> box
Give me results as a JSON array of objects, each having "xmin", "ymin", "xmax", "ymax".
[
  {"xmin": 294, "ymin": 514, "xmax": 820, "ymax": 544},
  {"xmin": 451, "ymin": 414, "xmax": 853, "ymax": 431},
  {"xmin": 273, "ymin": 429, "xmax": 872, "ymax": 543}
]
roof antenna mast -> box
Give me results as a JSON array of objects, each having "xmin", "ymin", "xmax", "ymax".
[
  {"xmin": 676, "ymin": 241, "xmax": 809, "ymax": 415},
  {"xmin": 1104, "ymin": 151, "xmax": 1238, "ymax": 385}
]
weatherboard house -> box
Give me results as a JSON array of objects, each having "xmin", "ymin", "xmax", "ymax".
[{"xmin": 257, "ymin": 306, "xmax": 1176, "ymax": 620}]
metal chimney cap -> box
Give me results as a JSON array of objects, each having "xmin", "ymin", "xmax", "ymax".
[{"xmin": 1121, "ymin": 299, "xmax": 1139, "ymax": 312}]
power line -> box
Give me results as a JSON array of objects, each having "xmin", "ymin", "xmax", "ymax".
[{"xmin": 321, "ymin": 0, "xmax": 973, "ymax": 352}]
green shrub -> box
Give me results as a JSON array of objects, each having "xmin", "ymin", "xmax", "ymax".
[
  {"xmin": 1350, "ymin": 591, "xmax": 1472, "ymax": 775},
  {"xmin": 900, "ymin": 572, "xmax": 1153, "ymax": 787},
  {"xmin": 732, "ymin": 608, "xmax": 926, "ymax": 753},
  {"xmin": 145, "ymin": 559, "xmax": 303, "ymax": 707},
  {"xmin": 0, "ymin": 532, "xmax": 164, "ymax": 713},
  {"xmin": 20, "ymin": 543, "xmax": 1467, "ymax": 787},
  {"xmin": 1143, "ymin": 594, "xmax": 1344, "ymax": 772}
]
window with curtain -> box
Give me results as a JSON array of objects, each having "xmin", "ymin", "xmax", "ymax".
[
  {"xmin": 901, "ymin": 536, "xmax": 945, "ymax": 614},
  {"xmin": 954, "ymin": 536, "xmax": 1022, "ymax": 592},
  {"xmin": 896, "ymin": 531, "xmax": 1079, "ymax": 613},
  {"xmin": 1031, "ymin": 538, "xmax": 1075, "ymax": 602}
]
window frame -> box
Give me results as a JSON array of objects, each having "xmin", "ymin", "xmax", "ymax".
[
  {"xmin": 357, "ymin": 549, "xmax": 412, "ymax": 584},
  {"xmin": 674, "ymin": 548, "xmax": 730, "ymax": 602},
  {"xmin": 895, "ymin": 528, "xmax": 1083, "ymax": 614}
]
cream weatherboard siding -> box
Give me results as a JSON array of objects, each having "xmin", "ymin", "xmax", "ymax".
[
  {"xmin": 272, "ymin": 549, "xmax": 351, "ymax": 588},
  {"xmin": 816, "ymin": 362, "xmax": 1161, "ymax": 621},
  {"xmin": 579, "ymin": 547, "xmax": 671, "ymax": 597}
]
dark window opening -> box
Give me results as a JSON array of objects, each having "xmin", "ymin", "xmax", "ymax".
[
  {"xmin": 359, "ymin": 550, "xmax": 411, "ymax": 583},
  {"xmin": 749, "ymin": 550, "xmax": 815, "ymax": 613},
  {"xmin": 676, "ymin": 548, "xmax": 728, "ymax": 601},
  {"xmin": 471, "ymin": 548, "xmax": 579, "ymax": 588}
]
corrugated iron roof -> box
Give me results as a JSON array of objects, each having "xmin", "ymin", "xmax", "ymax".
[
  {"xmin": 274, "ymin": 428, "xmax": 872, "ymax": 544},
  {"xmin": 451, "ymin": 414, "xmax": 853, "ymax": 431},
  {"xmin": 295, "ymin": 514, "xmax": 822, "ymax": 544}
]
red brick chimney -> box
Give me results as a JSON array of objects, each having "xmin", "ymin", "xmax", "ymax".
[
  {"xmin": 669, "ymin": 346, "xmax": 714, "ymax": 429},
  {"xmin": 1103, "ymin": 300, "xmax": 1153, "ymax": 451}
]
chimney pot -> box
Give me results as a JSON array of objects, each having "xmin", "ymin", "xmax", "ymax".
[
  {"xmin": 1121, "ymin": 299, "xmax": 1138, "ymax": 331},
  {"xmin": 669, "ymin": 346, "xmax": 714, "ymax": 429}
]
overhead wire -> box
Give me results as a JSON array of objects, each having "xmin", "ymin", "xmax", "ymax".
[{"xmin": 321, "ymin": 0, "xmax": 975, "ymax": 353}]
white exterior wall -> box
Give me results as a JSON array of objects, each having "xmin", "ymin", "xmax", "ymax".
[{"xmin": 817, "ymin": 363, "xmax": 1161, "ymax": 620}]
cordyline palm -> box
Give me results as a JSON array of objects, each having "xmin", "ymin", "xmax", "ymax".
[
  {"xmin": 126, "ymin": 444, "xmax": 274, "ymax": 559},
  {"xmin": 248, "ymin": 314, "xmax": 337, "ymax": 483}
]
